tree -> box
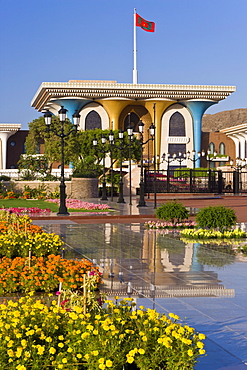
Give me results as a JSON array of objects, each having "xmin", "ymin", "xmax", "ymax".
[
  {"xmin": 24, "ymin": 118, "xmax": 142, "ymax": 177},
  {"xmin": 74, "ymin": 128, "xmax": 141, "ymax": 165},
  {"xmin": 24, "ymin": 116, "xmax": 77, "ymax": 173},
  {"xmin": 17, "ymin": 154, "xmax": 49, "ymax": 180}
]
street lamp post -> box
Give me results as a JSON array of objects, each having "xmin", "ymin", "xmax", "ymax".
[
  {"xmin": 206, "ymin": 149, "xmax": 217, "ymax": 168},
  {"xmin": 117, "ymin": 130, "xmax": 125, "ymax": 203},
  {"xmin": 109, "ymin": 130, "xmax": 115, "ymax": 201},
  {"xmin": 161, "ymin": 153, "xmax": 176, "ymax": 192},
  {"xmin": 187, "ymin": 149, "xmax": 205, "ymax": 168},
  {"xmin": 162, "ymin": 153, "xmax": 176, "ymax": 170},
  {"xmin": 126, "ymin": 119, "xmax": 134, "ymax": 205},
  {"xmin": 153, "ymin": 103, "xmax": 157, "ymax": 209},
  {"xmin": 137, "ymin": 121, "xmax": 155, "ymax": 207},
  {"xmin": 93, "ymin": 135, "xmax": 108, "ymax": 201},
  {"xmin": 44, "ymin": 107, "xmax": 80, "ymax": 216},
  {"xmin": 173, "ymin": 151, "xmax": 186, "ymax": 169},
  {"xmin": 230, "ymin": 157, "xmax": 247, "ymax": 193}
]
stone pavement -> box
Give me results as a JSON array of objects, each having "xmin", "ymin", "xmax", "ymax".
[
  {"xmin": 33, "ymin": 194, "xmax": 247, "ymax": 369},
  {"xmin": 32, "ymin": 193, "xmax": 247, "ymax": 224}
]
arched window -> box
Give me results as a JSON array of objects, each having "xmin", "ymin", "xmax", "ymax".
[
  {"xmin": 208, "ymin": 142, "xmax": 215, "ymax": 154},
  {"xmin": 208, "ymin": 142, "xmax": 216, "ymax": 168},
  {"xmin": 219, "ymin": 142, "xmax": 226, "ymax": 166},
  {"xmin": 124, "ymin": 112, "xmax": 140, "ymax": 132},
  {"xmin": 169, "ymin": 112, "xmax": 186, "ymax": 137},
  {"xmin": 219, "ymin": 142, "xmax": 225, "ymax": 155},
  {"xmin": 85, "ymin": 111, "xmax": 102, "ymax": 130}
]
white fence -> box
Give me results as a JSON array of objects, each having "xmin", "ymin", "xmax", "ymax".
[{"xmin": 0, "ymin": 169, "xmax": 73, "ymax": 180}]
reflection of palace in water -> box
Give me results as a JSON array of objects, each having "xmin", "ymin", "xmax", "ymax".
[
  {"xmin": 46, "ymin": 223, "xmax": 235, "ymax": 299},
  {"xmin": 97, "ymin": 225, "xmax": 235, "ymax": 299}
]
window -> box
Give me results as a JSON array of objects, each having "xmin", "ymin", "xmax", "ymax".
[
  {"xmin": 169, "ymin": 112, "xmax": 185, "ymax": 137},
  {"xmin": 219, "ymin": 142, "xmax": 226, "ymax": 166},
  {"xmin": 124, "ymin": 112, "xmax": 140, "ymax": 132},
  {"xmin": 208, "ymin": 142, "xmax": 215, "ymax": 154},
  {"xmin": 208, "ymin": 142, "xmax": 215, "ymax": 168},
  {"xmin": 219, "ymin": 142, "xmax": 225, "ymax": 155},
  {"xmin": 85, "ymin": 111, "xmax": 102, "ymax": 130},
  {"xmin": 168, "ymin": 143, "xmax": 186, "ymax": 157}
]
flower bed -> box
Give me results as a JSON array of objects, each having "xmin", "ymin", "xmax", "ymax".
[
  {"xmin": 0, "ymin": 255, "xmax": 101, "ymax": 295},
  {"xmin": 4, "ymin": 207, "xmax": 51, "ymax": 214},
  {"xmin": 0, "ymin": 295, "xmax": 206, "ymax": 370},
  {"xmin": 180, "ymin": 228, "xmax": 247, "ymax": 239},
  {"xmin": 0, "ymin": 231, "xmax": 63, "ymax": 258},
  {"xmin": 0, "ymin": 211, "xmax": 63, "ymax": 258},
  {"xmin": 145, "ymin": 220, "xmax": 196, "ymax": 230},
  {"xmin": 46, "ymin": 198, "xmax": 110, "ymax": 211}
]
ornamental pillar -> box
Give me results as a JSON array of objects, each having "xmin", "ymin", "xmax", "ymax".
[
  {"xmin": 182, "ymin": 101, "xmax": 217, "ymax": 167},
  {"xmin": 0, "ymin": 124, "xmax": 21, "ymax": 170}
]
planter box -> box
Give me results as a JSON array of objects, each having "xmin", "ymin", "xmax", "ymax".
[{"xmin": 71, "ymin": 177, "xmax": 99, "ymax": 199}]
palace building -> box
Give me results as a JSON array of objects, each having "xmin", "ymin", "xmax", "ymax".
[
  {"xmin": 0, "ymin": 80, "xmax": 239, "ymax": 171},
  {"xmin": 29, "ymin": 80, "xmax": 236, "ymax": 169}
]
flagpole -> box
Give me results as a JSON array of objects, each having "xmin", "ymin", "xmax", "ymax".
[{"xmin": 133, "ymin": 8, "xmax": 138, "ymax": 84}]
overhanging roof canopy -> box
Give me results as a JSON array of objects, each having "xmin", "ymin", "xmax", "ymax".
[{"xmin": 31, "ymin": 80, "xmax": 236, "ymax": 112}]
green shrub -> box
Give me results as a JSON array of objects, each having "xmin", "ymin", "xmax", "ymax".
[
  {"xmin": 155, "ymin": 201, "xmax": 189, "ymax": 224},
  {"xmin": 196, "ymin": 205, "xmax": 237, "ymax": 231},
  {"xmin": 72, "ymin": 156, "xmax": 102, "ymax": 178},
  {"xmin": 0, "ymin": 175, "xmax": 10, "ymax": 181},
  {"xmin": 173, "ymin": 168, "xmax": 216, "ymax": 178}
]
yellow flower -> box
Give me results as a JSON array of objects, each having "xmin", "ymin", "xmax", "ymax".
[
  {"xmin": 98, "ymin": 358, "xmax": 105, "ymax": 364},
  {"xmin": 187, "ymin": 349, "xmax": 194, "ymax": 357},
  {"xmin": 99, "ymin": 365, "xmax": 106, "ymax": 370},
  {"xmin": 199, "ymin": 349, "xmax": 206, "ymax": 355},
  {"xmin": 16, "ymin": 366, "xmax": 26, "ymax": 370},
  {"xmin": 37, "ymin": 345, "xmax": 45, "ymax": 355},
  {"xmin": 62, "ymin": 358, "xmax": 67, "ymax": 363},
  {"xmin": 198, "ymin": 333, "xmax": 206, "ymax": 340},
  {"xmin": 49, "ymin": 347, "xmax": 56, "ymax": 354},
  {"xmin": 197, "ymin": 341, "xmax": 204, "ymax": 349},
  {"xmin": 138, "ymin": 348, "xmax": 145, "ymax": 354},
  {"xmin": 106, "ymin": 359, "xmax": 113, "ymax": 367},
  {"xmin": 127, "ymin": 356, "xmax": 134, "ymax": 363},
  {"xmin": 7, "ymin": 349, "xmax": 14, "ymax": 357},
  {"xmin": 92, "ymin": 350, "xmax": 99, "ymax": 356}
]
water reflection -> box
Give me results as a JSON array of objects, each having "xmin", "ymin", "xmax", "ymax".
[{"xmin": 40, "ymin": 223, "xmax": 235, "ymax": 299}]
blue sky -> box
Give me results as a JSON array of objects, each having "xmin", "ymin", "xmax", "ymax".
[{"xmin": 0, "ymin": 0, "xmax": 246, "ymax": 130}]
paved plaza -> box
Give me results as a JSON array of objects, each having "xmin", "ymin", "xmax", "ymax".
[{"xmin": 33, "ymin": 194, "xmax": 247, "ymax": 369}]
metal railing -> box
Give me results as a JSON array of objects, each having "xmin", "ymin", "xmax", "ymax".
[{"xmin": 145, "ymin": 169, "xmax": 247, "ymax": 194}]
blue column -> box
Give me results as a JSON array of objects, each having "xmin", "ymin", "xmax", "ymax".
[
  {"xmin": 52, "ymin": 99, "xmax": 92, "ymax": 168},
  {"xmin": 53, "ymin": 99, "xmax": 92, "ymax": 122},
  {"xmin": 190, "ymin": 243, "xmax": 203, "ymax": 271},
  {"xmin": 183, "ymin": 101, "xmax": 217, "ymax": 167}
]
